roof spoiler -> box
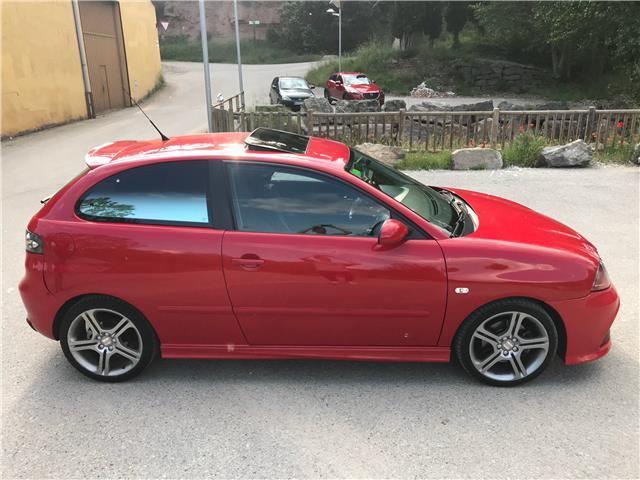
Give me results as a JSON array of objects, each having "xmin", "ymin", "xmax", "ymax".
[{"xmin": 84, "ymin": 140, "xmax": 146, "ymax": 169}]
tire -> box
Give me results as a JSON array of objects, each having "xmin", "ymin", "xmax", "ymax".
[
  {"xmin": 454, "ymin": 299, "xmax": 558, "ymax": 387},
  {"xmin": 60, "ymin": 295, "xmax": 158, "ymax": 382}
]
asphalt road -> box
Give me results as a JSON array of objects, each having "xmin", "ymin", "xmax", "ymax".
[{"xmin": 2, "ymin": 62, "xmax": 639, "ymax": 479}]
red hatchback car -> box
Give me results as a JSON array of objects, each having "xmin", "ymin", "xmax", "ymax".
[
  {"xmin": 325, "ymin": 72, "xmax": 385, "ymax": 105},
  {"xmin": 20, "ymin": 129, "xmax": 619, "ymax": 385}
]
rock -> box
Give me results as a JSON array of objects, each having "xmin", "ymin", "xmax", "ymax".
[
  {"xmin": 539, "ymin": 139, "xmax": 592, "ymax": 167},
  {"xmin": 409, "ymin": 100, "xmax": 493, "ymax": 112},
  {"xmin": 452, "ymin": 148, "xmax": 502, "ymax": 170},
  {"xmin": 353, "ymin": 143, "xmax": 405, "ymax": 167},
  {"xmin": 255, "ymin": 105, "xmax": 288, "ymax": 112},
  {"xmin": 302, "ymin": 97, "xmax": 333, "ymax": 113},
  {"xmin": 335, "ymin": 99, "xmax": 380, "ymax": 113},
  {"xmin": 382, "ymin": 99, "xmax": 406, "ymax": 112},
  {"xmin": 497, "ymin": 100, "xmax": 569, "ymax": 111},
  {"xmin": 632, "ymin": 144, "xmax": 640, "ymax": 165}
]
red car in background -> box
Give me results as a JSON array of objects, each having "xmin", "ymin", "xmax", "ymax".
[
  {"xmin": 19, "ymin": 128, "xmax": 618, "ymax": 385},
  {"xmin": 325, "ymin": 72, "xmax": 385, "ymax": 105}
]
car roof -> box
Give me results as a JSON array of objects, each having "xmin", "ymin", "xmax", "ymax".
[
  {"xmin": 84, "ymin": 132, "xmax": 351, "ymax": 171},
  {"xmin": 336, "ymin": 72, "xmax": 366, "ymax": 76}
]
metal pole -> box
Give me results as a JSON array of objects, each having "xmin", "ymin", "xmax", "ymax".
[
  {"xmin": 71, "ymin": 0, "xmax": 94, "ymax": 118},
  {"xmin": 199, "ymin": 0, "xmax": 213, "ymax": 132},
  {"xmin": 233, "ymin": 0, "xmax": 244, "ymax": 95},
  {"xmin": 338, "ymin": 7, "xmax": 342, "ymax": 71}
]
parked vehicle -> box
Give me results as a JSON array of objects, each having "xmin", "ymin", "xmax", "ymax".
[
  {"xmin": 269, "ymin": 76, "xmax": 315, "ymax": 111},
  {"xmin": 325, "ymin": 72, "xmax": 385, "ymax": 105},
  {"xmin": 20, "ymin": 128, "xmax": 618, "ymax": 384}
]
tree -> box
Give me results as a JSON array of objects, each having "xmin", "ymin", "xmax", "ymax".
[
  {"xmin": 422, "ymin": 2, "xmax": 443, "ymax": 48},
  {"xmin": 444, "ymin": 2, "xmax": 472, "ymax": 48}
]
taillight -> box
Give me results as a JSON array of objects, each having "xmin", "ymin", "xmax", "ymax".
[
  {"xmin": 592, "ymin": 262, "xmax": 611, "ymax": 291},
  {"xmin": 25, "ymin": 230, "xmax": 44, "ymax": 254}
]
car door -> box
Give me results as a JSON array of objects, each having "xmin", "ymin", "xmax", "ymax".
[
  {"xmin": 52, "ymin": 160, "xmax": 247, "ymax": 348},
  {"xmin": 326, "ymin": 74, "xmax": 336, "ymax": 99},
  {"xmin": 221, "ymin": 162, "xmax": 447, "ymax": 347}
]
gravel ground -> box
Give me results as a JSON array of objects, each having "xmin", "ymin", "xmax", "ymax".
[{"xmin": 1, "ymin": 61, "xmax": 638, "ymax": 479}]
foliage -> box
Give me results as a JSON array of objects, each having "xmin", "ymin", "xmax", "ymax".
[
  {"xmin": 594, "ymin": 143, "xmax": 637, "ymax": 165},
  {"xmin": 272, "ymin": 1, "xmax": 389, "ymax": 54},
  {"xmin": 501, "ymin": 133, "xmax": 547, "ymax": 168},
  {"xmin": 474, "ymin": 1, "xmax": 640, "ymax": 91},
  {"xmin": 159, "ymin": 37, "xmax": 319, "ymax": 64},
  {"xmin": 396, "ymin": 150, "xmax": 452, "ymax": 170},
  {"xmin": 444, "ymin": 2, "xmax": 472, "ymax": 48}
]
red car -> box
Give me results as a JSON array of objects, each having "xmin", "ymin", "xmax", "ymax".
[
  {"xmin": 19, "ymin": 128, "xmax": 619, "ymax": 385},
  {"xmin": 325, "ymin": 72, "xmax": 385, "ymax": 105}
]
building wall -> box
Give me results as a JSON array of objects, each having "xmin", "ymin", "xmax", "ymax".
[
  {"xmin": 120, "ymin": 0, "xmax": 162, "ymax": 101},
  {"xmin": 1, "ymin": 1, "xmax": 87, "ymax": 137}
]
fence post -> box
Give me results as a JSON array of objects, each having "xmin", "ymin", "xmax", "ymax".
[
  {"xmin": 490, "ymin": 107, "xmax": 500, "ymax": 146},
  {"xmin": 306, "ymin": 110, "xmax": 314, "ymax": 135},
  {"xmin": 397, "ymin": 109, "xmax": 405, "ymax": 145},
  {"xmin": 585, "ymin": 106, "xmax": 596, "ymax": 142}
]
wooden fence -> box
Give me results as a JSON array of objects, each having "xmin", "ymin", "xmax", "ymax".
[{"xmin": 216, "ymin": 106, "xmax": 640, "ymax": 152}]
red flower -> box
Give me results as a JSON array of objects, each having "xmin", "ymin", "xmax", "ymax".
[{"xmin": 617, "ymin": 121, "xmax": 624, "ymax": 128}]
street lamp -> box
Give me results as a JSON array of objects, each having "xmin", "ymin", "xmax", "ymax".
[{"xmin": 326, "ymin": 4, "xmax": 342, "ymax": 71}]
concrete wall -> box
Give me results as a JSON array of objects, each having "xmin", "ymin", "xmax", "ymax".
[
  {"xmin": 120, "ymin": 0, "xmax": 162, "ymax": 101},
  {"xmin": 1, "ymin": 1, "xmax": 87, "ymax": 137}
]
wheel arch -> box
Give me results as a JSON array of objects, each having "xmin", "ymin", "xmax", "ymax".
[
  {"xmin": 452, "ymin": 296, "xmax": 567, "ymax": 359},
  {"xmin": 52, "ymin": 293, "xmax": 157, "ymax": 342}
]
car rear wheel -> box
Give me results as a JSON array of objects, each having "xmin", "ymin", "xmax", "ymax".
[
  {"xmin": 455, "ymin": 299, "xmax": 557, "ymax": 386},
  {"xmin": 60, "ymin": 296, "xmax": 157, "ymax": 382}
]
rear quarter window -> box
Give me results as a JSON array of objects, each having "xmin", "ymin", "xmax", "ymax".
[{"xmin": 77, "ymin": 161, "xmax": 210, "ymax": 226}]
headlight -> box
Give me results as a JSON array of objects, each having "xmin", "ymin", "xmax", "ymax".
[
  {"xmin": 281, "ymin": 95, "xmax": 290, "ymax": 101},
  {"xmin": 592, "ymin": 262, "xmax": 611, "ymax": 291},
  {"xmin": 25, "ymin": 230, "xmax": 44, "ymax": 254}
]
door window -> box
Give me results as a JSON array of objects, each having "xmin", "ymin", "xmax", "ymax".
[
  {"xmin": 77, "ymin": 161, "xmax": 210, "ymax": 226},
  {"xmin": 227, "ymin": 163, "xmax": 390, "ymax": 236}
]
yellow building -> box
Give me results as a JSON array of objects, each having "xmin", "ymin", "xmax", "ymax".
[{"xmin": 2, "ymin": 0, "xmax": 162, "ymax": 137}]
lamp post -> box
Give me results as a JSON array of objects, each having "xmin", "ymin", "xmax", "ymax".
[
  {"xmin": 198, "ymin": 0, "xmax": 213, "ymax": 132},
  {"xmin": 233, "ymin": 0, "xmax": 244, "ymax": 96},
  {"xmin": 326, "ymin": 3, "xmax": 341, "ymax": 71}
]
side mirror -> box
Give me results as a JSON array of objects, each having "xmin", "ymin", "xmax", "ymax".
[
  {"xmin": 335, "ymin": 81, "xmax": 342, "ymax": 86},
  {"xmin": 378, "ymin": 219, "xmax": 409, "ymax": 247},
  {"xmin": 308, "ymin": 84, "xmax": 316, "ymax": 90}
]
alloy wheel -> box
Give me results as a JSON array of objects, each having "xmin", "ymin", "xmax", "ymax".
[
  {"xmin": 67, "ymin": 308, "xmax": 143, "ymax": 377},
  {"xmin": 469, "ymin": 311, "xmax": 550, "ymax": 382}
]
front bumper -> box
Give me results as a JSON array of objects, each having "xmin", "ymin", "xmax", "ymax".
[{"xmin": 549, "ymin": 285, "xmax": 620, "ymax": 365}]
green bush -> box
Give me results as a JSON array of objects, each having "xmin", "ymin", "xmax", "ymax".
[
  {"xmin": 501, "ymin": 133, "xmax": 547, "ymax": 167},
  {"xmin": 595, "ymin": 143, "xmax": 636, "ymax": 164}
]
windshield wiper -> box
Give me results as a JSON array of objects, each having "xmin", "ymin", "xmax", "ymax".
[{"xmin": 450, "ymin": 209, "xmax": 467, "ymax": 237}]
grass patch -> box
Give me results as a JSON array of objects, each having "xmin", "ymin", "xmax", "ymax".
[
  {"xmin": 594, "ymin": 143, "xmax": 637, "ymax": 164},
  {"xmin": 502, "ymin": 133, "xmax": 547, "ymax": 167},
  {"xmin": 160, "ymin": 37, "xmax": 320, "ymax": 64},
  {"xmin": 396, "ymin": 150, "xmax": 453, "ymax": 170}
]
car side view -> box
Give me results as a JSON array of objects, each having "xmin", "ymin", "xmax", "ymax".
[
  {"xmin": 324, "ymin": 72, "xmax": 384, "ymax": 105},
  {"xmin": 269, "ymin": 76, "xmax": 315, "ymax": 111},
  {"xmin": 19, "ymin": 128, "xmax": 619, "ymax": 385}
]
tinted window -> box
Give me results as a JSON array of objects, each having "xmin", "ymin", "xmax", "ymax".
[
  {"xmin": 78, "ymin": 161, "xmax": 210, "ymax": 225},
  {"xmin": 228, "ymin": 163, "xmax": 390, "ymax": 236}
]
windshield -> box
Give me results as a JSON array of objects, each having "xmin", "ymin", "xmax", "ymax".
[
  {"xmin": 279, "ymin": 78, "xmax": 309, "ymax": 89},
  {"xmin": 344, "ymin": 75, "xmax": 371, "ymax": 86},
  {"xmin": 346, "ymin": 149, "xmax": 457, "ymax": 234}
]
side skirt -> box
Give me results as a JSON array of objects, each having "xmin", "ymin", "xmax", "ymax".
[{"xmin": 161, "ymin": 344, "xmax": 451, "ymax": 362}]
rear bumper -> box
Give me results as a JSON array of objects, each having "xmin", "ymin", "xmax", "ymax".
[
  {"xmin": 549, "ymin": 286, "xmax": 620, "ymax": 365},
  {"xmin": 18, "ymin": 253, "xmax": 58, "ymax": 339}
]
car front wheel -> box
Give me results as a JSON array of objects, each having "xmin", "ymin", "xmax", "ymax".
[
  {"xmin": 455, "ymin": 299, "xmax": 558, "ymax": 386},
  {"xmin": 60, "ymin": 296, "xmax": 157, "ymax": 382}
]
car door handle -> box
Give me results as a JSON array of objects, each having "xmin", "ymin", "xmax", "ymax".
[{"xmin": 232, "ymin": 257, "xmax": 264, "ymax": 269}]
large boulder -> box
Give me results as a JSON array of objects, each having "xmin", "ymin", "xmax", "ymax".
[
  {"xmin": 497, "ymin": 100, "xmax": 569, "ymax": 111},
  {"xmin": 539, "ymin": 139, "xmax": 592, "ymax": 167},
  {"xmin": 335, "ymin": 99, "xmax": 381, "ymax": 113},
  {"xmin": 382, "ymin": 99, "xmax": 407, "ymax": 112},
  {"xmin": 354, "ymin": 143, "xmax": 405, "ymax": 167},
  {"xmin": 452, "ymin": 148, "xmax": 503, "ymax": 170},
  {"xmin": 409, "ymin": 100, "xmax": 493, "ymax": 113},
  {"xmin": 632, "ymin": 144, "xmax": 640, "ymax": 165},
  {"xmin": 302, "ymin": 97, "xmax": 333, "ymax": 113},
  {"xmin": 255, "ymin": 105, "xmax": 288, "ymax": 112}
]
